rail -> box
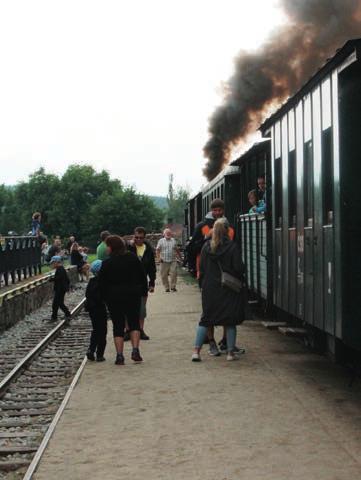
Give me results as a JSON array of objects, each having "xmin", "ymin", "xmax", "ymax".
[
  {"xmin": 0, "ymin": 296, "xmax": 88, "ymax": 478},
  {"xmin": 0, "ymin": 297, "xmax": 86, "ymax": 398}
]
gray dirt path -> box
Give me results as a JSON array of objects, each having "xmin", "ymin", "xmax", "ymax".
[{"xmin": 34, "ymin": 272, "xmax": 361, "ymax": 480}]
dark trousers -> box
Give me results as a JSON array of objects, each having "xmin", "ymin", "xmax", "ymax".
[
  {"xmin": 107, "ymin": 296, "xmax": 141, "ymax": 337},
  {"xmin": 52, "ymin": 290, "xmax": 70, "ymax": 319},
  {"xmin": 89, "ymin": 311, "xmax": 107, "ymax": 356}
]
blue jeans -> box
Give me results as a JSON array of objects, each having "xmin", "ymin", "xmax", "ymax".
[{"xmin": 194, "ymin": 325, "xmax": 236, "ymax": 352}]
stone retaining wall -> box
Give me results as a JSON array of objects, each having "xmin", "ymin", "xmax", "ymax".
[{"xmin": 0, "ymin": 266, "xmax": 78, "ymax": 333}]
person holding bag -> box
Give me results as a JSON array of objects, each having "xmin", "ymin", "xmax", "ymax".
[{"xmin": 191, "ymin": 218, "xmax": 246, "ymax": 362}]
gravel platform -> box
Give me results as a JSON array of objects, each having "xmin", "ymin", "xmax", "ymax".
[{"xmin": 33, "ymin": 272, "xmax": 361, "ymax": 480}]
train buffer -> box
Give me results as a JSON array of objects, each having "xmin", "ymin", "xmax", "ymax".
[{"xmin": 31, "ymin": 271, "xmax": 361, "ymax": 480}]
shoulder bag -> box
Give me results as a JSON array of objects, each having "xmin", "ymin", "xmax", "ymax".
[{"xmin": 217, "ymin": 261, "xmax": 243, "ymax": 293}]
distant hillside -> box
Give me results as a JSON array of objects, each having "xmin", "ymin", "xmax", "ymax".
[{"xmin": 151, "ymin": 196, "xmax": 168, "ymax": 210}]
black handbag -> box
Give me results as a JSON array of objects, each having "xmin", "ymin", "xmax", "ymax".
[{"xmin": 217, "ymin": 261, "xmax": 243, "ymax": 293}]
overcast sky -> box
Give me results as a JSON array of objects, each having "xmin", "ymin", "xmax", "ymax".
[{"xmin": 0, "ymin": 0, "xmax": 285, "ymax": 196}]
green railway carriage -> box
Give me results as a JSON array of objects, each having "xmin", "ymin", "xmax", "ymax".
[
  {"xmin": 231, "ymin": 140, "xmax": 273, "ymax": 308},
  {"xmin": 201, "ymin": 166, "xmax": 240, "ymax": 224},
  {"xmin": 185, "ymin": 192, "xmax": 202, "ymax": 239},
  {"xmin": 261, "ymin": 39, "xmax": 361, "ymax": 355}
]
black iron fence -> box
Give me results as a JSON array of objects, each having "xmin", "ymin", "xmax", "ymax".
[{"xmin": 0, "ymin": 236, "xmax": 41, "ymax": 289}]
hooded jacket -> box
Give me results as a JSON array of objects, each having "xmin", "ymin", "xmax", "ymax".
[
  {"xmin": 53, "ymin": 266, "xmax": 70, "ymax": 293},
  {"xmin": 190, "ymin": 212, "xmax": 235, "ymax": 257},
  {"xmin": 189, "ymin": 212, "xmax": 235, "ymax": 278},
  {"xmin": 85, "ymin": 276, "xmax": 107, "ymax": 320},
  {"xmin": 199, "ymin": 237, "xmax": 245, "ymax": 327}
]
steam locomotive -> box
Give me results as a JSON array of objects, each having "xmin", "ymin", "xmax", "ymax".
[{"xmin": 185, "ymin": 39, "xmax": 361, "ymax": 359}]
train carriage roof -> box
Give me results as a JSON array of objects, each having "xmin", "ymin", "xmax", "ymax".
[
  {"xmin": 201, "ymin": 165, "xmax": 240, "ymax": 194},
  {"xmin": 260, "ymin": 38, "xmax": 361, "ymax": 133},
  {"xmin": 230, "ymin": 139, "xmax": 270, "ymax": 167},
  {"xmin": 187, "ymin": 191, "xmax": 202, "ymax": 203}
]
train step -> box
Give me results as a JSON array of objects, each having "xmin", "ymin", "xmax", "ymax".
[
  {"xmin": 278, "ymin": 327, "xmax": 307, "ymax": 337},
  {"xmin": 261, "ymin": 321, "xmax": 288, "ymax": 330}
]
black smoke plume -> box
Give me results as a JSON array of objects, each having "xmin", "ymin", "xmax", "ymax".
[{"xmin": 203, "ymin": 0, "xmax": 361, "ymax": 180}]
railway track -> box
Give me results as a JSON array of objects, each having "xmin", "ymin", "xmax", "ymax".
[{"xmin": 0, "ymin": 298, "xmax": 90, "ymax": 479}]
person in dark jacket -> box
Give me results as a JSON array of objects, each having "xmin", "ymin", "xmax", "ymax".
[
  {"xmin": 98, "ymin": 235, "xmax": 148, "ymax": 365},
  {"xmin": 191, "ymin": 218, "xmax": 245, "ymax": 362},
  {"xmin": 127, "ymin": 226, "xmax": 156, "ymax": 340},
  {"xmin": 85, "ymin": 260, "xmax": 107, "ymax": 362},
  {"xmin": 189, "ymin": 199, "xmax": 235, "ymax": 280},
  {"xmin": 188, "ymin": 198, "xmax": 236, "ymax": 356},
  {"xmin": 50, "ymin": 256, "xmax": 71, "ymax": 322}
]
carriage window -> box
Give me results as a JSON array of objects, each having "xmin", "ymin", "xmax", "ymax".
[
  {"xmin": 304, "ymin": 141, "xmax": 314, "ymax": 225},
  {"xmin": 288, "ymin": 150, "xmax": 297, "ymax": 226},
  {"xmin": 321, "ymin": 78, "xmax": 332, "ymax": 131},
  {"xmin": 304, "ymin": 95, "xmax": 312, "ymax": 142},
  {"xmin": 257, "ymin": 156, "xmax": 266, "ymax": 180},
  {"xmin": 274, "ymin": 156, "xmax": 282, "ymax": 227},
  {"xmin": 250, "ymin": 158, "xmax": 257, "ymax": 190},
  {"xmin": 275, "ymin": 122, "xmax": 281, "ymax": 159},
  {"xmin": 322, "ymin": 128, "xmax": 333, "ymax": 224},
  {"xmin": 288, "ymin": 110, "xmax": 296, "ymax": 151},
  {"xmin": 221, "ymin": 184, "xmax": 224, "ymax": 200}
]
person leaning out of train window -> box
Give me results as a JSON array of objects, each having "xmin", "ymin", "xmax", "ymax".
[
  {"xmin": 189, "ymin": 198, "xmax": 235, "ymax": 281},
  {"xmin": 248, "ymin": 189, "xmax": 266, "ymax": 214}
]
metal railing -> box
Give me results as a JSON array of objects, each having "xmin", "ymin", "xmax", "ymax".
[{"xmin": 0, "ymin": 236, "xmax": 41, "ymax": 289}]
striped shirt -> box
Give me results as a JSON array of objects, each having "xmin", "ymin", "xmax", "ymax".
[{"xmin": 157, "ymin": 238, "xmax": 177, "ymax": 262}]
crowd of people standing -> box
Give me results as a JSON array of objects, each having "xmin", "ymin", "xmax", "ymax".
[
  {"xmin": 84, "ymin": 227, "xmax": 181, "ymax": 365},
  {"xmin": 44, "ymin": 195, "xmax": 249, "ymax": 368}
]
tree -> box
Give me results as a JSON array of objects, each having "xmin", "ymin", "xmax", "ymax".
[
  {"xmin": 88, "ymin": 187, "xmax": 163, "ymax": 244},
  {"xmin": 166, "ymin": 175, "xmax": 190, "ymax": 224},
  {"xmin": 0, "ymin": 185, "xmax": 18, "ymax": 234},
  {"xmin": 0, "ymin": 164, "xmax": 164, "ymax": 245},
  {"xmin": 53, "ymin": 165, "xmax": 118, "ymax": 239},
  {"xmin": 14, "ymin": 168, "xmax": 61, "ymax": 235}
]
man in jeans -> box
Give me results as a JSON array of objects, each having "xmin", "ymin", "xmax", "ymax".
[{"xmin": 156, "ymin": 229, "xmax": 181, "ymax": 292}]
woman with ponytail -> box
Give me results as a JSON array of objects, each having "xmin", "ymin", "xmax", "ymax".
[{"xmin": 192, "ymin": 218, "xmax": 246, "ymax": 362}]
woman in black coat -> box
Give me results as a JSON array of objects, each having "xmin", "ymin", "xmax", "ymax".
[
  {"xmin": 98, "ymin": 235, "xmax": 148, "ymax": 365},
  {"xmin": 192, "ymin": 218, "xmax": 245, "ymax": 362}
]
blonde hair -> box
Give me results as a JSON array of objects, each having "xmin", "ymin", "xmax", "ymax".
[{"xmin": 210, "ymin": 218, "xmax": 229, "ymax": 253}]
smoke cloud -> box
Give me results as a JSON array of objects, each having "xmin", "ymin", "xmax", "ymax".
[{"xmin": 203, "ymin": 0, "xmax": 361, "ymax": 180}]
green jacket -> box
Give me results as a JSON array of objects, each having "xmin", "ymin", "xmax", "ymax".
[{"xmin": 96, "ymin": 241, "xmax": 109, "ymax": 261}]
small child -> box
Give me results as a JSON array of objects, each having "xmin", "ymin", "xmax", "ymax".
[
  {"xmin": 85, "ymin": 260, "xmax": 107, "ymax": 362},
  {"xmin": 50, "ymin": 256, "xmax": 71, "ymax": 322}
]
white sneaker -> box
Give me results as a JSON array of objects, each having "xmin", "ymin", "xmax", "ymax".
[
  {"xmin": 226, "ymin": 353, "xmax": 239, "ymax": 361},
  {"xmin": 191, "ymin": 353, "xmax": 201, "ymax": 362}
]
